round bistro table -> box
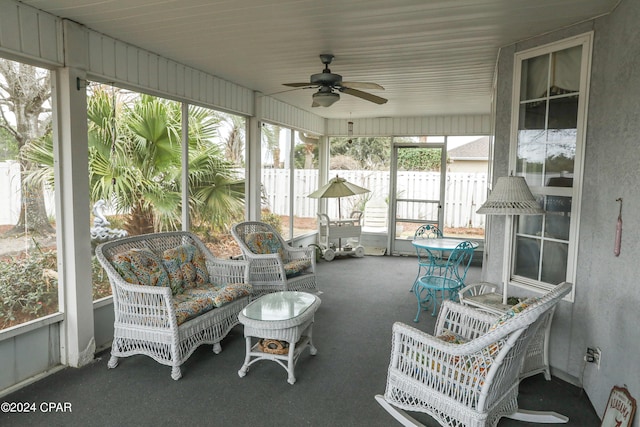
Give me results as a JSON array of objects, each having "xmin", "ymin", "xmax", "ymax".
[{"xmin": 237, "ymin": 291, "xmax": 321, "ymax": 384}]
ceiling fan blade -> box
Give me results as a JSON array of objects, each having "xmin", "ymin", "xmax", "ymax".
[
  {"xmin": 340, "ymin": 81, "xmax": 385, "ymax": 90},
  {"xmin": 340, "ymin": 87, "xmax": 388, "ymax": 105},
  {"xmin": 283, "ymin": 82, "xmax": 316, "ymax": 88},
  {"xmin": 311, "ymin": 101, "xmax": 320, "ymax": 107}
]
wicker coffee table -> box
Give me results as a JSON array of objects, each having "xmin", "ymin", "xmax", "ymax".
[{"xmin": 238, "ymin": 291, "xmax": 321, "ymax": 384}]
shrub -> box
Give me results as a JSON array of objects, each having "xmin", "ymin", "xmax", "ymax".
[
  {"xmin": 92, "ymin": 257, "xmax": 112, "ymax": 300},
  {"xmin": 0, "ymin": 249, "xmax": 59, "ymax": 329},
  {"xmin": 260, "ymin": 209, "xmax": 283, "ymax": 234}
]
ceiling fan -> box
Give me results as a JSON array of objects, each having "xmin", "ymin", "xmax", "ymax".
[{"xmin": 283, "ymin": 54, "xmax": 387, "ymax": 107}]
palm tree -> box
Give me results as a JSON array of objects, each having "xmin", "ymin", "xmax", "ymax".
[
  {"xmin": 296, "ymin": 132, "xmax": 318, "ymax": 169},
  {"xmin": 24, "ymin": 87, "xmax": 245, "ymax": 235},
  {"xmin": 220, "ymin": 112, "xmax": 245, "ymax": 166},
  {"xmin": 261, "ymin": 124, "xmax": 281, "ymax": 168}
]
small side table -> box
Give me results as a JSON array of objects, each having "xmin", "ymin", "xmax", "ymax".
[
  {"xmin": 458, "ymin": 282, "xmax": 555, "ymax": 381},
  {"xmin": 238, "ymin": 291, "xmax": 321, "ymax": 384}
]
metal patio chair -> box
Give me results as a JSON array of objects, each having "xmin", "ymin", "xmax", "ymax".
[
  {"xmin": 411, "ymin": 224, "xmax": 444, "ymax": 292},
  {"xmin": 414, "ymin": 240, "xmax": 474, "ymax": 321}
]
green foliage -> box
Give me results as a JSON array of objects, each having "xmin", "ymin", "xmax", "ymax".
[
  {"xmin": 91, "ymin": 256, "xmax": 111, "ymax": 300},
  {"xmin": 329, "ymin": 137, "xmax": 391, "ymax": 170},
  {"xmin": 0, "ymin": 248, "xmax": 117, "ymax": 329},
  {"xmin": 0, "ymin": 249, "xmax": 58, "ymax": 328},
  {"xmin": 260, "ymin": 210, "xmax": 283, "ymax": 234},
  {"xmin": 329, "ymin": 137, "xmax": 445, "ymax": 171},
  {"xmin": 104, "ymin": 214, "xmax": 126, "ymax": 230},
  {"xmin": 397, "ymin": 147, "xmax": 442, "ymax": 171},
  {"xmin": 0, "ymin": 127, "xmax": 19, "ymax": 160},
  {"xmin": 307, "ymin": 243, "xmax": 324, "ymax": 262}
]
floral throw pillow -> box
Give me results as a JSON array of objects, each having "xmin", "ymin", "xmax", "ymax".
[
  {"xmin": 245, "ymin": 232, "xmax": 284, "ymax": 259},
  {"xmin": 162, "ymin": 244, "xmax": 210, "ymax": 295},
  {"xmin": 111, "ymin": 248, "xmax": 170, "ymax": 288}
]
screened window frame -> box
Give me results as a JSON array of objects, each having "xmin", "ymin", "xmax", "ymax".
[
  {"xmin": 259, "ymin": 121, "xmax": 320, "ymax": 241},
  {"xmin": 507, "ymin": 32, "xmax": 593, "ymax": 301}
]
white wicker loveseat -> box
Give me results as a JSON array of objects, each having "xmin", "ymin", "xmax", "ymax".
[
  {"xmin": 96, "ymin": 231, "xmax": 252, "ymax": 380},
  {"xmin": 375, "ymin": 281, "xmax": 573, "ymax": 427},
  {"xmin": 231, "ymin": 221, "xmax": 318, "ymax": 297}
]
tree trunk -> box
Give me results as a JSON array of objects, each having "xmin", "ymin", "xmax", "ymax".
[
  {"xmin": 0, "ymin": 60, "xmax": 53, "ymax": 237},
  {"xmin": 9, "ymin": 161, "xmax": 54, "ymax": 236},
  {"xmin": 123, "ymin": 200, "xmax": 155, "ymax": 236}
]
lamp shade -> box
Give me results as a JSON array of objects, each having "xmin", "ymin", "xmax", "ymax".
[{"xmin": 476, "ymin": 176, "xmax": 544, "ymax": 215}]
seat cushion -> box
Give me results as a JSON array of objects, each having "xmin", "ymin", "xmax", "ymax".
[
  {"xmin": 172, "ymin": 293, "xmax": 215, "ymax": 325},
  {"xmin": 162, "ymin": 244, "xmax": 210, "ymax": 294},
  {"xmin": 283, "ymin": 259, "xmax": 312, "ymax": 277},
  {"xmin": 182, "ymin": 282, "xmax": 252, "ymax": 308},
  {"xmin": 433, "ymin": 330, "xmax": 503, "ymax": 390},
  {"xmin": 244, "ymin": 232, "xmax": 284, "ymax": 259},
  {"xmin": 209, "ymin": 283, "xmax": 252, "ymax": 307},
  {"xmin": 111, "ymin": 248, "xmax": 170, "ymax": 288},
  {"xmin": 181, "ymin": 283, "xmax": 223, "ymax": 300}
]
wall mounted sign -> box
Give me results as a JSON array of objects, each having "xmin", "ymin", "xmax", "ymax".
[{"xmin": 601, "ymin": 386, "xmax": 636, "ymax": 427}]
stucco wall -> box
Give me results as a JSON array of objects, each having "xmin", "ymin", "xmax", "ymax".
[
  {"xmin": 580, "ymin": 0, "xmax": 640, "ymax": 420},
  {"xmin": 489, "ymin": 0, "xmax": 640, "ymax": 422}
]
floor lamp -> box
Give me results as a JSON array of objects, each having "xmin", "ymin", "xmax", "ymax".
[{"xmin": 477, "ymin": 176, "xmax": 545, "ymax": 304}]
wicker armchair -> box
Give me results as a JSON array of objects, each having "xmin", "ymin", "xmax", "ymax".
[
  {"xmin": 376, "ymin": 281, "xmax": 573, "ymax": 427},
  {"xmin": 231, "ymin": 221, "xmax": 318, "ymax": 296},
  {"xmin": 96, "ymin": 231, "xmax": 251, "ymax": 380}
]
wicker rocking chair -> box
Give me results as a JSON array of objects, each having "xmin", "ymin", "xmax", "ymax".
[
  {"xmin": 458, "ymin": 281, "xmax": 557, "ymax": 381},
  {"xmin": 375, "ymin": 281, "xmax": 573, "ymax": 427},
  {"xmin": 231, "ymin": 221, "xmax": 318, "ymax": 297}
]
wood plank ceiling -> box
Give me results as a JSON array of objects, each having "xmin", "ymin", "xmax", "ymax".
[{"xmin": 25, "ymin": 0, "xmax": 619, "ymax": 119}]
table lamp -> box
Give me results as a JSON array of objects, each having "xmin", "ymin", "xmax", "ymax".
[{"xmin": 477, "ymin": 175, "xmax": 544, "ymax": 304}]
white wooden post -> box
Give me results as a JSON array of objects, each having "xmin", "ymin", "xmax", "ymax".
[{"xmin": 53, "ymin": 66, "xmax": 95, "ymax": 367}]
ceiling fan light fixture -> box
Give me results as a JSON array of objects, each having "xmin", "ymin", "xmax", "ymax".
[
  {"xmin": 285, "ymin": 55, "xmax": 387, "ymax": 106},
  {"xmin": 312, "ymin": 91, "xmax": 340, "ymax": 107}
]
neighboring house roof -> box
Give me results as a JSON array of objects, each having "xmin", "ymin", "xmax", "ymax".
[{"xmin": 448, "ymin": 136, "xmax": 490, "ymax": 161}]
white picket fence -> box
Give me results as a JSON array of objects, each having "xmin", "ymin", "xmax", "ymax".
[
  {"xmin": 0, "ymin": 161, "xmax": 26, "ymax": 224},
  {"xmin": 263, "ymin": 169, "xmax": 488, "ymax": 229},
  {"xmin": 0, "ymin": 161, "xmax": 487, "ymax": 229}
]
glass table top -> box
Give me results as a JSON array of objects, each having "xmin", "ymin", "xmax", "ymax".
[{"xmin": 242, "ymin": 291, "xmax": 317, "ymax": 321}]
